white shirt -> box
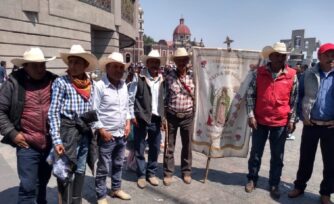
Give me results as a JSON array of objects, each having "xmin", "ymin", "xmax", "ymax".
[
  {"xmin": 143, "ymin": 69, "xmax": 162, "ymax": 116},
  {"xmin": 93, "ymin": 75, "xmax": 131, "ymax": 137}
]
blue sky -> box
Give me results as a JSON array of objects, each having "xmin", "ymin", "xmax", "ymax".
[{"xmin": 140, "ymin": 0, "xmax": 333, "ymax": 51}]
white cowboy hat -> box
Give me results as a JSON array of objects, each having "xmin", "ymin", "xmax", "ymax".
[
  {"xmin": 261, "ymin": 42, "xmax": 290, "ymax": 59},
  {"xmin": 11, "ymin": 47, "xmax": 56, "ymax": 67},
  {"xmin": 170, "ymin": 47, "xmax": 191, "ymax": 61},
  {"xmin": 99, "ymin": 52, "xmax": 130, "ymax": 71},
  {"xmin": 60, "ymin": 44, "xmax": 98, "ymax": 72},
  {"xmin": 141, "ymin": 49, "xmax": 166, "ymax": 66}
]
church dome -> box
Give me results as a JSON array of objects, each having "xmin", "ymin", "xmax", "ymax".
[{"xmin": 173, "ymin": 18, "xmax": 191, "ymax": 36}]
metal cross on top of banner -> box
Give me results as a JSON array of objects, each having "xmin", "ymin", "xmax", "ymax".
[{"xmin": 224, "ymin": 36, "xmax": 234, "ymax": 52}]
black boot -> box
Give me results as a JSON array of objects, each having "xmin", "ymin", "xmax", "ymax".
[
  {"xmin": 72, "ymin": 173, "xmax": 85, "ymax": 204},
  {"xmin": 57, "ymin": 179, "xmax": 73, "ymax": 204}
]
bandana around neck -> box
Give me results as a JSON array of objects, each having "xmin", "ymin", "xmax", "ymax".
[{"xmin": 68, "ymin": 72, "xmax": 91, "ymax": 101}]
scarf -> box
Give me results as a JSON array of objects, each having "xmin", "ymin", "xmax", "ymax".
[{"xmin": 68, "ymin": 72, "xmax": 91, "ymax": 101}]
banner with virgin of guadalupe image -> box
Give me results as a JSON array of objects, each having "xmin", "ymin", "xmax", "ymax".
[{"xmin": 192, "ymin": 47, "xmax": 261, "ymax": 158}]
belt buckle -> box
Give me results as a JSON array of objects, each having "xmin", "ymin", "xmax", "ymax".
[{"xmin": 176, "ymin": 112, "xmax": 186, "ymax": 118}]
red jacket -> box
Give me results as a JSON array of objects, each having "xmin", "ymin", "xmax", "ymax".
[{"xmin": 254, "ymin": 66, "xmax": 296, "ymax": 126}]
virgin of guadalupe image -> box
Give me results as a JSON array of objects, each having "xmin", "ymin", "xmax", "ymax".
[{"xmin": 213, "ymin": 87, "xmax": 231, "ymax": 126}]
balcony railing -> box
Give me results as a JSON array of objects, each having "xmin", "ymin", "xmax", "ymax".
[{"xmin": 80, "ymin": 0, "xmax": 112, "ymax": 12}]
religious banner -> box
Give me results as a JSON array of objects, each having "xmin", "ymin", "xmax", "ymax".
[{"xmin": 192, "ymin": 47, "xmax": 261, "ymax": 158}]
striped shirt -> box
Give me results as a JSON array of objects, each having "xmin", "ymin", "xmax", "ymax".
[
  {"xmin": 48, "ymin": 75, "xmax": 94, "ymax": 145},
  {"xmin": 165, "ymin": 69, "xmax": 195, "ymax": 112},
  {"xmin": 246, "ymin": 65, "xmax": 298, "ymax": 123}
]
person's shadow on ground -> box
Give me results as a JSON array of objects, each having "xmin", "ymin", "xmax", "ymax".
[
  {"xmin": 0, "ymin": 186, "xmax": 60, "ymax": 204},
  {"xmin": 120, "ymin": 159, "xmax": 322, "ymax": 204},
  {"xmin": 190, "ymin": 166, "xmax": 322, "ymax": 204}
]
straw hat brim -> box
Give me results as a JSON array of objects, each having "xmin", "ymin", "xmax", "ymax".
[
  {"xmin": 11, "ymin": 57, "xmax": 56, "ymax": 67},
  {"xmin": 261, "ymin": 46, "xmax": 290, "ymax": 59},
  {"xmin": 142, "ymin": 56, "xmax": 166, "ymax": 66},
  {"xmin": 99, "ymin": 58, "xmax": 131, "ymax": 71},
  {"xmin": 60, "ymin": 52, "xmax": 98, "ymax": 72}
]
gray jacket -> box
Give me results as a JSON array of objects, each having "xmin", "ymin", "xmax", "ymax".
[{"xmin": 301, "ymin": 64, "xmax": 321, "ymax": 121}]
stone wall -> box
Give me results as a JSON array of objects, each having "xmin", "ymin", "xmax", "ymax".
[{"xmin": 0, "ymin": 0, "xmax": 138, "ymax": 75}]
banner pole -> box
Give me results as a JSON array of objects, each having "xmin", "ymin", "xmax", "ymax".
[
  {"xmin": 163, "ymin": 118, "xmax": 168, "ymax": 166},
  {"xmin": 203, "ymin": 145, "xmax": 212, "ymax": 183}
]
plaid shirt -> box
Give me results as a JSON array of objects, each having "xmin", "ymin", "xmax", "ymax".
[
  {"xmin": 246, "ymin": 65, "xmax": 298, "ymax": 123},
  {"xmin": 165, "ymin": 69, "xmax": 195, "ymax": 112},
  {"xmin": 48, "ymin": 75, "xmax": 94, "ymax": 145}
]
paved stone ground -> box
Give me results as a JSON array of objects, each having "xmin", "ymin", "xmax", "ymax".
[{"xmin": 0, "ymin": 123, "xmax": 333, "ymax": 204}]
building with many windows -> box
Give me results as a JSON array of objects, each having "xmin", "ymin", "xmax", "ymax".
[{"xmin": 0, "ymin": 0, "xmax": 140, "ymax": 74}]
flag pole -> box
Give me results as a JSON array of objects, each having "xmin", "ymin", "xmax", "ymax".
[{"xmin": 203, "ymin": 145, "xmax": 212, "ymax": 183}]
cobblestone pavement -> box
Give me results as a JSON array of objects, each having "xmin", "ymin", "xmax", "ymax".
[{"xmin": 0, "ymin": 123, "xmax": 333, "ymax": 204}]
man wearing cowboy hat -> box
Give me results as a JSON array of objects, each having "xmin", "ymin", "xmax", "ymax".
[
  {"xmin": 48, "ymin": 44, "xmax": 98, "ymax": 204},
  {"xmin": 132, "ymin": 49, "xmax": 166, "ymax": 189},
  {"xmin": 245, "ymin": 42, "xmax": 298, "ymax": 199},
  {"xmin": 0, "ymin": 47, "xmax": 57, "ymax": 203},
  {"xmin": 288, "ymin": 43, "xmax": 334, "ymax": 204},
  {"xmin": 163, "ymin": 47, "xmax": 195, "ymax": 186},
  {"xmin": 93, "ymin": 52, "xmax": 131, "ymax": 203}
]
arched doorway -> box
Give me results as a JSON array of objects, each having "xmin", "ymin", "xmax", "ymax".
[{"xmin": 125, "ymin": 53, "xmax": 131, "ymax": 63}]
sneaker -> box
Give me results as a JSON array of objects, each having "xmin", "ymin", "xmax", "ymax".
[
  {"xmin": 97, "ymin": 198, "xmax": 108, "ymax": 204},
  {"xmin": 288, "ymin": 188, "xmax": 304, "ymax": 198},
  {"xmin": 183, "ymin": 175, "xmax": 192, "ymax": 184},
  {"xmin": 147, "ymin": 176, "xmax": 159, "ymax": 186},
  {"xmin": 320, "ymin": 195, "xmax": 331, "ymax": 204},
  {"xmin": 137, "ymin": 178, "xmax": 147, "ymax": 189},
  {"xmin": 270, "ymin": 186, "xmax": 281, "ymax": 200},
  {"xmin": 111, "ymin": 190, "xmax": 131, "ymax": 200},
  {"xmin": 245, "ymin": 180, "xmax": 255, "ymax": 193},
  {"xmin": 163, "ymin": 176, "xmax": 173, "ymax": 186}
]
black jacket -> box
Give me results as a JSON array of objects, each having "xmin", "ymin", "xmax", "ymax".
[
  {"xmin": 60, "ymin": 115, "xmax": 97, "ymax": 173},
  {"xmin": 134, "ymin": 74, "xmax": 165, "ymax": 124},
  {"xmin": 0, "ymin": 69, "xmax": 57, "ymax": 147}
]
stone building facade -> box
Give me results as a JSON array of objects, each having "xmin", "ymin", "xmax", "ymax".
[
  {"xmin": 121, "ymin": 6, "xmax": 144, "ymax": 64},
  {"xmin": 280, "ymin": 29, "xmax": 320, "ymax": 66},
  {"xmin": 0, "ymin": 0, "xmax": 139, "ymax": 75}
]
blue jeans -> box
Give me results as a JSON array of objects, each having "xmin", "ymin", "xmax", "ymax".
[
  {"xmin": 17, "ymin": 147, "xmax": 52, "ymax": 204},
  {"xmin": 95, "ymin": 136, "xmax": 126, "ymax": 199},
  {"xmin": 134, "ymin": 115, "xmax": 161, "ymax": 179},
  {"xmin": 247, "ymin": 124, "xmax": 287, "ymax": 187},
  {"xmin": 75, "ymin": 135, "xmax": 89, "ymax": 174}
]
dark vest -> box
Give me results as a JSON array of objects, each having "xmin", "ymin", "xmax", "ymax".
[{"xmin": 134, "ymin": 75, "xmax": 165, "ymax": 124}]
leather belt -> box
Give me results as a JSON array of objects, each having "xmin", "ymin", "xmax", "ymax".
[
  {"xmin": 311, "ymin": 120, "xmax": 334, "ymax": 126},
  {"xmin": 166, "ymin": 109, "xmax": 193, "ymax": 119}
]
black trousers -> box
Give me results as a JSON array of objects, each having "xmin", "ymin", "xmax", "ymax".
[
  {"xmin": 294, "ymin": 125, "xmax": 334, "ymax": 196},
  {"xmin": 163, "ymin": 111, "xmax": 194, "ymax": 177}
]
